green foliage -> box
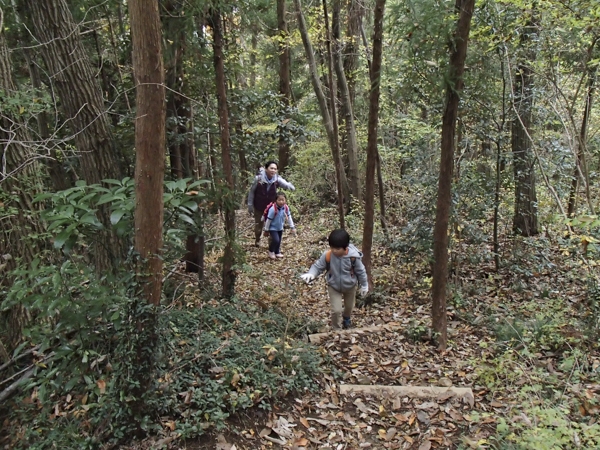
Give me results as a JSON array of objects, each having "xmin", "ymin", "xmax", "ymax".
[
  {"xmin": 491, "ymin": 406, "xmax": 600, "ymax": 449},
  {"xmin": 405, "ymin": 320, "xmax": 430, "ymax": 343},
  {"xmin": 285, "ymin": 141, "xmax": 338, "ymax": 209},
  {"xmin": 1, "ymin": 265, "xmax": 323, "ymax": 447},
  {"xmin": 34, "ymin": 177, "xmax": 208, "ymax": 254}
]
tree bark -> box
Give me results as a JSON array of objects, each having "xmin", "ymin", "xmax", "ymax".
[
  {"xmin": 431, "ymin": 0, "xmax": 474, "ymax": 352},
  {"xmin": 344, "ymin": 0, "xmax": 362, "ymax": 108},
  {"xmin": 361, "ymin": 0, "xmax": 386, "ymax": 288},
  {"xmin": 322, "ymin": 0, "xmax": 347, "ymax": 222},
  {"xmin": 130, "ymin": 0, "xmax": 166, "ymax": 306},
  {"xmin": 25, "ymin": 0, "xmax": 127, "ymax": 271},
  {"xmin": 209, "ymin": 10, "xmax": 237, "ymax": 298},
  {"xmin": 511, "ymin": 5, "xmax": 539, "ymax": 236},
  {"xmin": 0, "ymin": 30, "xmax": 49, "ymax": 353},
  {"xmin": 277, "ymin": 0, "xmax": 292, "ymax": 172},
  {"xmin": 162, "ymin": 0, "xmax": 190, "ymax": 180},
  {"xmin": 567, "ymin": 38, "xmax": 597, "ymax": 217},
  {"xmin": 294, "ymin": 0, "xmax": 348, "ymax": 225},
  {"xmin": 21, "ymin": 45, "xmax": 70, "ymax": 190},
  {"xmin": 333, "ymin": 0, "xmax": 361, "ymax": 202}
]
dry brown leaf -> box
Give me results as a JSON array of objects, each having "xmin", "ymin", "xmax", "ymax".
[
  {"xmin": 418, "ymin": 440, "xmax": 432, "ymax": 450},
  {"xmin": 384, "ymin": 427, "xmax": 397, "ymax": 441},
  {"xmin": 294, "ymin": 437, "xmax": 309, "ymax": 446}
]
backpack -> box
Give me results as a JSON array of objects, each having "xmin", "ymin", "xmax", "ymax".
[
  {"xmin": 261, "ymin": 202, "xmax": 289, "ymax": 222},
  {"xmin": 325, "ymin": 250, "xmax": 356, "ymax": 276}
]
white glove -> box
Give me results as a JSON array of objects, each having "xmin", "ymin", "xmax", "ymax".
[
  {"xmin": 300, "ymin": 273, "xmax": 315, "ymax": 284},
  {"xmin": 359, "ymin": 285, "xmax": 368, "ymax": 297}
]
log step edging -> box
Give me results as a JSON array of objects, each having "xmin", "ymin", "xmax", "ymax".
[
  {"xmin": 338, "ymin": 384, "xmax": 474, "ymax": 406},
  {"xmin": 308, "ymin": 322, "xmax": 403, "ymax": 344}
]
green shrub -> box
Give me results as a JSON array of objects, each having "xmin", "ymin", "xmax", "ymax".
[{"xmin": 1, "ymin": 267, "xmax": 324, "ymax": 448}]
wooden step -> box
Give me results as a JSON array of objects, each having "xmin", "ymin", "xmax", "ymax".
[
  {"xmin": 339, "ymin": 384, "xmax": 474, "ymax": 406},
  {"xmin": 308, "ymin": 322, "xmax": 403, "ymax": 344}
]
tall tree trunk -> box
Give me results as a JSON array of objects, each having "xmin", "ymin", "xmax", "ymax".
[
  {"xmin": 209, "ymin": 10, "xmax": 237, "ymax": 298},
  {"xmin": 277, "ymin": 0, "xmax": 292, "ymax": 172},
  {"xmin": 128, "ymin": 0, "xmax": 165, "ymax": 416},
  {"xmin": 0, "ymin": 30, "xmax": 49, "ymax": 354},
  {"xmin": 322, "ymin": 0, "xmax": 348, "ymax": 221},
  {"xmin": 344, "ymin": 0, "xmax": 362, "ymax": 108},
  {"xmin": 25, "ymin": 0, "xmax": 127, "ymax": 271},
  {"xmin": 494, "ymin": 57, "xmax": 508, "ymax": 272},
  {"xmin": 359, "ymin": 14, "xmax": 388, "ymax": 235},
  {"xmin": 431, "ymin": 0, "xmax": 474, "ymax": 352},
  {"xmin": 130, "ymin": 0, "xmax": 165, "ymax": 307},
  {"xmin": 162, "ymin": 0, "xmax": 188, "ymax": 180},
  {"xmin": 511, "ymin": 5, "xmax": 539, "ymax": 236},
  {"xmin": 333, "ymin": 0, "xmax": 361, "ymax": 202},
  {"xmin": 294, "ymin": 0, "xmax": 348, "ymax": 226},
  {"xmin": 567, "ymin": 38, "xmax": 597, "ymax": 217},
  {"xmin": 361, "ymin": 0, "xmax": 385, "ymax": 288}
]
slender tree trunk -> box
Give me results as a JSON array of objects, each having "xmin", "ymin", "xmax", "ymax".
[
  {"xmin": 209, "ymin": 10, "xmax": 237, "ymax": 298},
  {"xmin": 294, "ymin": 0, "xmax": 348, "ymax": 226},
  {"xmin": 431, "ymin": 0, "xmax": 474, "ymax": 352},
  {"xmin": 130, "ymin": 0, "xmax": 165, "ymax": 307},
  {"xmin": 0, "ymin": 30, "xmax": 49, "ymax": 354},
  {"xmin": 277, "ymin": 0, "xmax": 292, "ymax": 172},
  {"xmin": 333, "ymin": 0, "xmax": 361, "ymax": 202},
  {"xmin": 376, "ymin": 152, "xmax": 389, "ymax": 239},
  {"xmin": 567, "ymin": 39, "xmax": 597, "ymax": 217},
  {"xmin": 162, "ymin": 0, "xmax": 189, "ymax": 180},
  {"xmin": 25, "ymin": 0, "xmax": 127, "ymax": 271},
  {"xmin": 250, "ymin": 28, "xmax": 257, "ymax": 88},
  {"xmin": 511, "ymin": 5, "xmax": 539, "ymax": 236},
  {"xmin": 361, "ymin": 0, "xmax": 386, "ymax": 288},
  {"xmin": 322, "ymin": 0, "xmax": 348, "ymax": 221},
  {"xmin": 494, "ymin": 57, "xmax": 508, "ymax": 271}
]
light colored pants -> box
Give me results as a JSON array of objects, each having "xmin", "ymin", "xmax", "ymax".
[{"xmin": 328, "ymin": 285, "xmax": 357, "ymax": 329}]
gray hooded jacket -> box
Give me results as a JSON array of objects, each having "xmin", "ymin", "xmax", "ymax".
[{"xmin": 307, "ymin": 244, "xmax": 368, "ymax": 293}]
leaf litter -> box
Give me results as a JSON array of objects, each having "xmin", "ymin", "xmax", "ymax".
[{"xmin": 146, "ymin": 211, "xmax": 600, "ymax": 449}]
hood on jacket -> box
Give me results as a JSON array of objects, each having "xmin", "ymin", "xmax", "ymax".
[
  {"xmin": 258, "ymin": 167, "xmax": 277, "ymax": 184},
  {"xmin": 345, "ymin": 244, "xmax": 363, "ymax": 259}
]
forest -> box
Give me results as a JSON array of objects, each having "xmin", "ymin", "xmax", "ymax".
[{"xmin": 0, "ymin": 0, "xmax": 599, "ymax": 448}]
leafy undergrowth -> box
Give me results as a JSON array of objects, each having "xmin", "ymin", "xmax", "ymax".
[
  {"xmin": 1, "ymin": 209, "xmax": 599, "ymax": 450},
  {"xmin": 172, "ymin": 211, "xmax": 600, "ymax": 450},
  {"xmin": 0, "ymin": 262, "xmax": 324, "ymax": 449}
]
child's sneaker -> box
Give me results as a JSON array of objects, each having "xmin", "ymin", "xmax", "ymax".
[
  {"xmin": 276, "ymin": 253, "xmax": 284, "ymax": 258},
  {"xmin": 268, "ymin": 252, "xmax": 277, "ymax": 260},
  {"xmin": 342, "ymin": 317, "xmax": 352, "ymax": 329}
]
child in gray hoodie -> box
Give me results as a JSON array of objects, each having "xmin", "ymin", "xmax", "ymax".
[{"xmin": 300, "ymin": 229, "xmax": 368, "ymax": 329}]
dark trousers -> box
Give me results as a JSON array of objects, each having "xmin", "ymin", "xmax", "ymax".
[
  {"xmin": 268, "ymin": 230, "xmax": 283, "ymax": 254},
  {"xmin": 253, "ymin": 208, "xmax": 264, "ymax": 242}
]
